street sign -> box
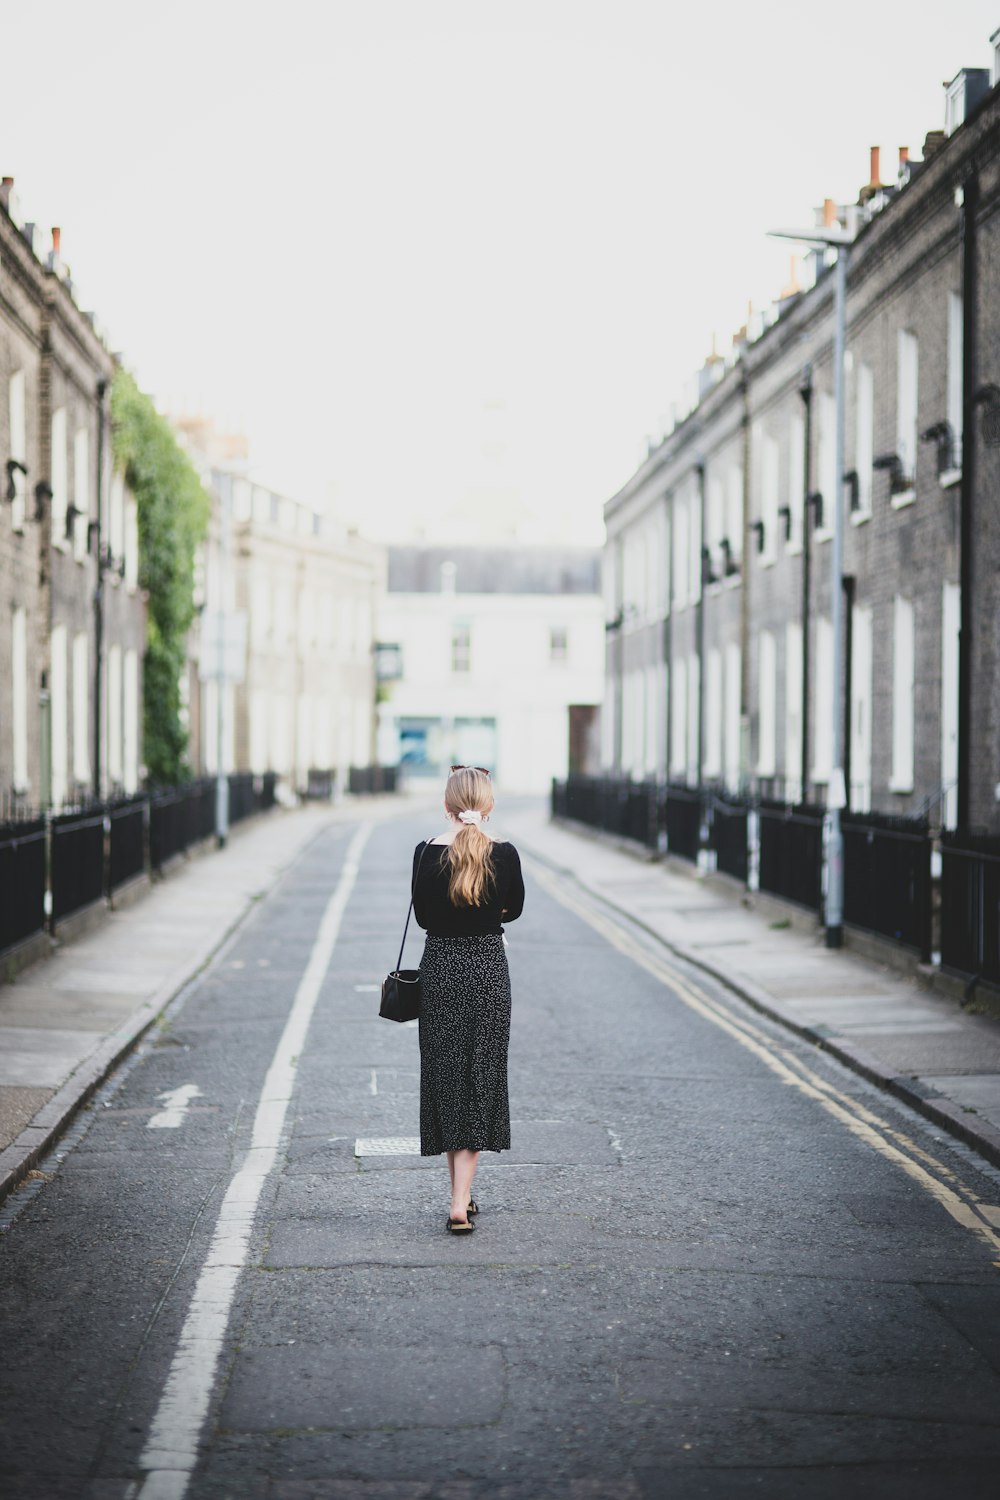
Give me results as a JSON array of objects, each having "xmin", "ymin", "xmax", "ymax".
[{"xmin": 198, "ymin": 611, "xmax": 247, "ymax": 682}]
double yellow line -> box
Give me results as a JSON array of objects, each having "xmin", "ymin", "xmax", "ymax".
[{"xmin": 529, "ymin": 859, "xmax": 1000, "ymax": 1269}]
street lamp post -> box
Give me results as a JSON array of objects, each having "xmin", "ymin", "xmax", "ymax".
[{"xmin": 769, "ymin": 222, "xmax": 854, "ymax": 947}]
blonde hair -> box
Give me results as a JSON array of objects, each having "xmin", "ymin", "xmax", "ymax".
[{"xmin": 444, "ymin": 767, "xmax": 495, "ymax": 906}]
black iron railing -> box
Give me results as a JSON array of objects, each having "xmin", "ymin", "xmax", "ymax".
[
  {"xmin": 707, "ymin": 792, "xmax": 749, "ymax": 883},
  {"xmin": 940, "ymin": 833, "xmax": 1000, "ymax": 986},
  {"xmin": 108, "ymin": 797, "xmax": 147, "ymax": 893},
  {"xmin": 664, "ymin": 783, "xmax": 701, "ymax": 862},
  {"xmin": 842, "ymin": 812, "xmax": 932, "ymax": 959},
  {"xmin": 0, "ymin": 816, "xmax": 47, "ymax": 952},
  {"xmin": 552, "ymin": 774, "xmax": 662, "ymax": 852},
  {"xmin": 349, "ymin": 765, "xmax": 399, "ymax": 794},
  {"xmin": 50, "ymin": 807, "xmax": 106, "ymax": 923},
  {"xmin": 754, "ymin": 800, "xmax": 825, "ymax": 913}
]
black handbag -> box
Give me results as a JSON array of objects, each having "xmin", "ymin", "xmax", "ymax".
[{"xmin": 380, "ymin": 840, "xmax": 431, "ymax": 1022}]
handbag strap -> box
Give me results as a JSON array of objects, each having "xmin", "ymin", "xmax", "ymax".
[{"xmin": 396, "ymin": 838, "xmax": 433, "ymax": 971}]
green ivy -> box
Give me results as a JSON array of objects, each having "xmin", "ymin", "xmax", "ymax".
[{"xmin": 110, "ymin": 370, "xmax": 210, "ymax": 785}]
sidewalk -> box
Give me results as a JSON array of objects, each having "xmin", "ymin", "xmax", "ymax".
[
  {"xmin": 0, "ymin": 797, "xmax": 402, "ymax": 1203},
  {"xmin": 502, "ymin": 803, "xmax": 1000, "ymax": 1171}
]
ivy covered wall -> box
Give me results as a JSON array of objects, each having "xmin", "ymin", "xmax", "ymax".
[{"xmin": 110, "ymin": 370, "xmax": 210, "ymax": 785}]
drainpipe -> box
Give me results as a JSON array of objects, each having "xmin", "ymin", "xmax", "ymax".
[
  {"xmin": 957, "ymin": 172, "xmax": 978, "ymax": 832},
  {"xmin": 799, "ymin": 366, "xmax": 814, "ymax": 803},
  {"xmin": 739, "ymin": 371, "xmax": 751, "ymax": 789},
  {"xmin": 663, "ymin": 493, "xmax": 673, "ymax": 782},
  {"xmin": 93, "ymin": 378, "xmax": 107, "ymax": 801},
  {"xmin": 842, "ymin": 574, "xmax": 855, "ymax": 810}
]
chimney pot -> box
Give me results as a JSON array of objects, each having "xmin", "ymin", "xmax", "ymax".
[
  {"xmin": 823, "ymin": 197, "xmax": 837, "ymax": 226},
  {"xmin": 51, "ymin": 226, "xmax": 61, "ymax": 256},
  {"xmin": 899, "ymin": 145, "xmax": 909, "ymax": 167},
  {"xmin": 0, "ymin": 177, "xmax": 12, "ymax": 210},
  {"xmin": 869, "ymin": 146, "xmax": 882, "ymax": 187}
]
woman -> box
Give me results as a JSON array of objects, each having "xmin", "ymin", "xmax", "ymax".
[{"xmin": 412, "ymin": 765, "xmax": 525, "ymax": 1234}]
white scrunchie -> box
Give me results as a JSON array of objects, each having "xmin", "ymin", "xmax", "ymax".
[{"xmin": 457, "ymin": 809, "xmax": 483, "ymax": 826}]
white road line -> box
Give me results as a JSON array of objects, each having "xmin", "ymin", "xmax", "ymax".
[
  {"xmin": 148, "ymin": 1084, "xmax": 203, "ymax": 1130},
  {"xmin": 137, "ymin": 822, "xmax": 372, "ymax": 1498},
  {"xmin": 369, "ymin": 1069, "xmax": 378, "ymax": 1096}
]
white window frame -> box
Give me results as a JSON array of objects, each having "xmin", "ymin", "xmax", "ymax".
[
  {"xmin": 759, "ymin": 433, "xmax": 779, "ymax": 566},
  {"xmin": 73, "ymin": 631, "xmax": 90, "ymax": 785},
  {"xmin": 893, "ymin": 330, "xmax": 918, "ymax": 508},
  {"xmin": 688, "ymin": 480, "xmax": 702, "ymax": 607},
  {"xmin": 725, "ymin": 463, "xmax": 743, "ymax": 567},
  {"xmin": 724, "ymin": 642, "xmax": 741, "ymax": 792},
  {"xmin": 812, "ymin": 617, "xmax": 833, "ymax": 783},
  {"xmin": 757, "ymin": 631, "xmax": 776, "ymax": 776},
  {"xmin": 704, "ymin": 648, "xmax": 722, "ymax": 777},
  {"xmin": 852, "ymin": 363, "xmax": 874, "ymax": 523},
  {"xmin": 786, "ymin": 411, "xmax": 804, "ymax": 555},
  {"xmin": 12, "ymin": 605, "xmax": 29, "ymax": 791},
  {"xmin": 51, "ymin": 407, "xmax": 68, "ymax": 550},
  {"xmin": 889, "ymin": 595, "xmax": 915, "ymax": 792},
  {"xmin": 849, "ymin": 605, "xmax": 873, "ymax": 812},
  {"xmin": 51, "ymin": 624, "xmax": 68, "ymax": 807},
  {"xmin": 670, "ymin": 656, "xmax": 687, "ymax": 778},
  {"xmin": 8, "ymin": 371, "xmax": 27, "ymax": 532},
  {"xmin": 784, "ymin": 622, "xmax": 803, "ymax": 805},
  {"xmin": 672, "ymin": 497, "xmax": 688, "ymax": 610},
  {"xmin": 686, "ymin": 653, "xmax": 700, "ymax": 786},
  {"xmin": 815, "ymin": 393, "xmax": 836, "ymax": 543},
  {"xmin": 109, "ymin": 472, "xmax": 125, "ymax": 564},
  {"xmin": 73, "ymin": 427, "xmax": 90, "ymax": 563},
  {"xmin": 108, "ymin": 643, "xmax": 123, "ymax": 785}
]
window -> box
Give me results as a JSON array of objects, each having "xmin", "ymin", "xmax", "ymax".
[
  {"xmin": 51, "ymin": 625, "xmax": 68, "ymax": 807},
  {"xmin": 760, "ymin": 434, "xmax": 779, "ymax": 564},
  {"xmin": 686, "ymin": 653, "xmax": 700, "ymax": 785},
  {"xmin": 725, "ymin": 464, "xmax": 743, "ymax": 563},
  {"xmin": 688, "ymin": 480, "xmax": 702, "ymax": 606},
  {"xmin": 451, "ymin": 623, "xmax": 471, "ymax": 673},
  {"xmin": 941, "ymin": 582, "xmax": 960, "ymax": 829},
  {"xmin": 850, "ymin": 606, "xmax": 873, "ymax": 812},
  {"xmin": 895, "ymin": 330, "xmax": 918, "ymax": 503},
  {"xmin": 707, "ymin": 475, "xmax": 725, "ymax": 567},
  {"xmin": 816, "ymin": 393, "xmax": 836, "ymax": 540},
  {"xmin": 252, "ymin": 572, "xmax": 271, "ymax": 647},
  {"xmin": 51, "ymin": 408, "xmax": 68, "ymax": 548},
  {"xmin": 73, "ymin": 427, "xmax": 90, "ymax": 562},
  {"xmin": 854, "ymin": 363, "xmax": 874, "ymax": 518},
  {"xmin": 12, "ymin": 606, "xmax": 28, "ymax": 790},
  {"xmin": 704, "ymin": 649, "xmax": 722, "ymax": 777},
  {"xmin": 672, "ymin": 497, "xmax": 688, "ymax": 608},
  {"xmin": 670, "ymin": 657, "xmax": 687, "ymax": 777},
  {"xmin": 784, "ymin": 623, "xmax": 803, "ymax": 804},
  {"xmin": 946, "ymin": 293, "xmax": 963, "ymax": 476},
  {"xmin": 724, "ymin": 643, "xmax": 741, "ymax": 791},
  {"xmin": 890, "ymin": 595, "xmax": 915, "ymax": 792},
  {"xmin": 786, "ymin": 412, "xmax": 804, "ymax": 552},
  {"xmin": 549, "ymin": 626, "xmax": 568, "ymax": 664},
  {"xmin": 645, "ymin": 662, "xmax": 662, "ymax": 775},
  {"xmin": 757, "ymin": 631, "xmax": 776, "ymax": 775},
  {"xmin": 812, "ymin": 617, "xmax": 833, "ymax": 783},
  {"xmin": 73, "ymin": 631, "xmax": 90, "ymax": 784},
  {"xmin": 108, "ymin": 644, "xmax": 123, "ymax": 784},
  {"xmin": 8, "ymin": 371, "xmax": 26, "ymax": 531}
]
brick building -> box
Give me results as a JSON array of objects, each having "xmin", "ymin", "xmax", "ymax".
[
  {"xmin": 604, "ymin": 40, "xmax": 1000, "ymax": 834},
  {"xmin": 1, "ymin": 184, "xmax": 144, "ymax": 812}
]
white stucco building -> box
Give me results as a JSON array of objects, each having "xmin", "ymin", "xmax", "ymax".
[{"xmin": 376, "ymin": 547, "xmax": 604, "ymax": 794}]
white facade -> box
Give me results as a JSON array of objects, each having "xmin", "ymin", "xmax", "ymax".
[{"xmin": 377, "ymin": 551, "xmax": 604, "ymax": 795}]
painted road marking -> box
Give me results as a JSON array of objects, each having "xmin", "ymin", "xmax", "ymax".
[
  {"xmin": 136, "ymin": 822, "xmax": 373, "ymax": 1500},
  {"xmin": 369, "ymin": 1069, "xmax": 378, "ymax": 1095},
  {"xmin": 148, "ymin": 1085, "xmax": 203, "ymax": 1130},
  {"xmin": 529, "ymin": 860, "xmax": 1000, "ymax": 1268},
  {"xmin": 355, "ymin": 1137, "xmax": 420, "ymax": 1155}
]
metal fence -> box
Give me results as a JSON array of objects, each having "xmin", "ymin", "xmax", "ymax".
[
  {"xmin": 752, "ymin": 800, "xmax": 825, "ymax": 913},
  {"xmin": 707, "ymin": 793, "xmax": 749, "ymax": 883},
  {"xmin": 551, "ymin": 775, "xmax": 662, "ymax": 851},
  {"xmin": 664, "ymin": 783, "xmax": 701, "ymax": 863},
  {"xmin": 0, "ymin": 773, "xmax": 280, "ymax": 961},
  {"xmin": 50, "ymin": 807, "xmax": 106, "ymax": 923},
  {"xmin": 842, "ymin": 812, "xmax": 932, "ymax": 959},
  {"xmin": 0, "ymin": 816, "xmax": 47, "ymax": 953},
  {"xmin": 940, "ymin": 833, "xmax": 1000, "ymax": 986},
  {"xmin": 348, "ymin": 765, "xmax": 399, "ymax": 795}
]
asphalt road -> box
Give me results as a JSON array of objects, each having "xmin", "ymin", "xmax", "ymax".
[{"xmin": 2, "ymin": 808, "xmax": 1000, "ymax": 1500}]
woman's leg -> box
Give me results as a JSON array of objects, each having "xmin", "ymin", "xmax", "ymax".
[{"xmin": 450, "ymin": 1149, "xmax": 480, "ymax": 1222}]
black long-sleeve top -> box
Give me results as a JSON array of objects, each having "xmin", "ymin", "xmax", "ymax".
[{"xmin": 411, "ymin": 840, "xmax": 525, "ymax": 936}]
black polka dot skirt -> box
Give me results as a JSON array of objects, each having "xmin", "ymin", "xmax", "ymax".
[{"xmin": 418, "ymin": 934, "xmax": 511, "ymax": 1156}]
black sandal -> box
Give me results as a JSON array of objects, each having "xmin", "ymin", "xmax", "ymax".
[
  {"xmin": 467, "ymin": 1198, "xmax": 479, "ymax": 1217},
  {"xmin": 446, "ymin": 1216, "xmax": 475, "ymax": 1234}
]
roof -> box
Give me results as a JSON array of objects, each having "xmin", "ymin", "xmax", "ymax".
[{"xmin": 387, "ymin": 546, "xmax": 601, "ymax": 596}]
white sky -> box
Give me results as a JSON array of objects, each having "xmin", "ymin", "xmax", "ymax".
[{"xmin": 3, "ymin": 2, "xmax": 997, "ymax": 545}]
